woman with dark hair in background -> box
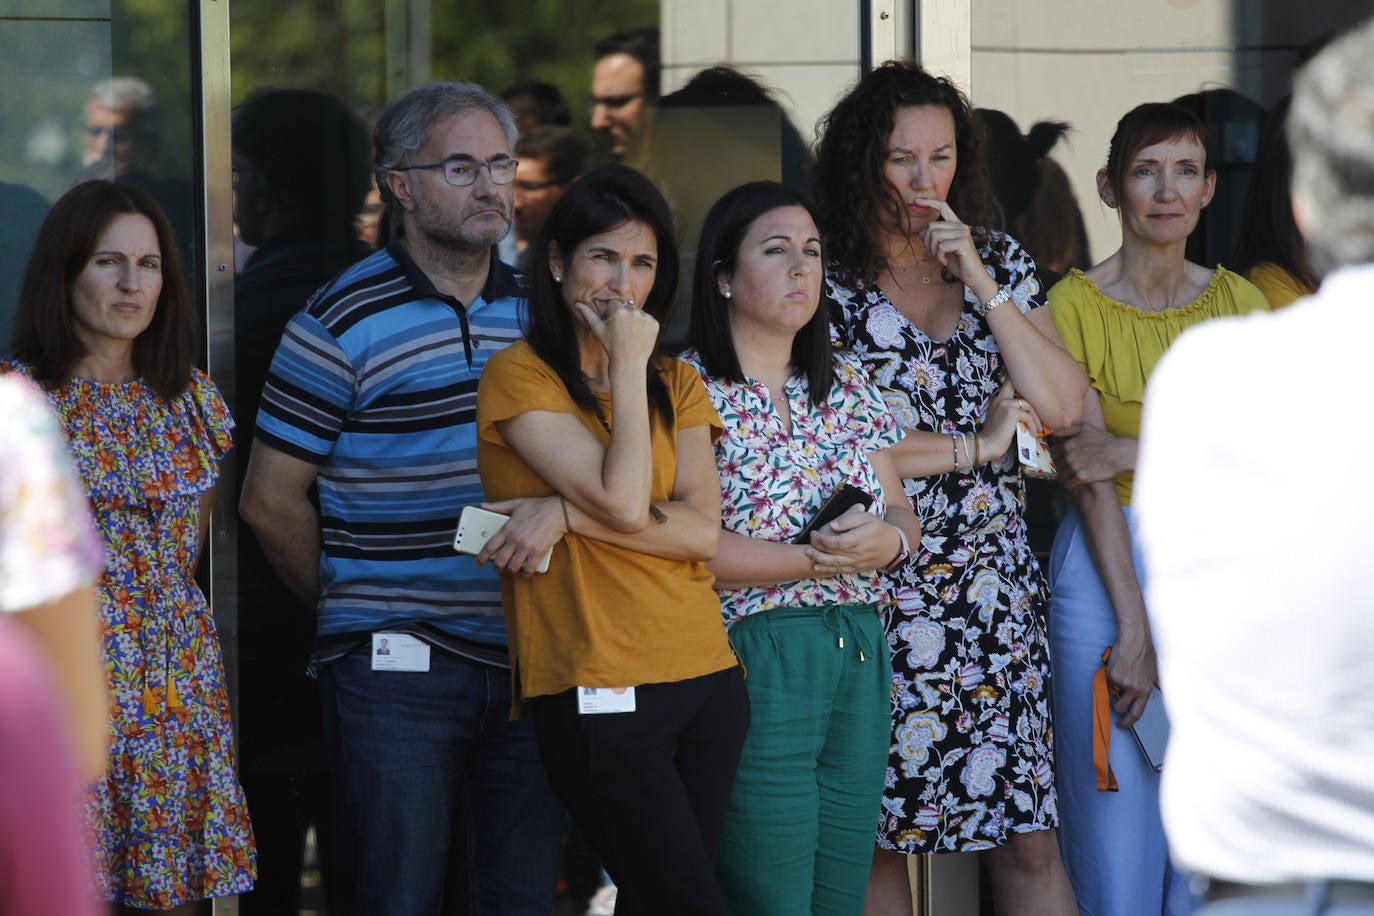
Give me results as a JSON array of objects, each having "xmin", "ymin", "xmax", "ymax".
[
  {"xmin": 475, "ymin": 163, "xmax": 748, "ymax": 916},
  {"xmin": 6, "ymin": 179, "xmax": 255, "ymax": 913},
  {"xmin": 813, "ymin": 60, "xmax": 1084, "ymax": 914},
  {"xmin": 1230, "ymin": 95, "xmax": 1318, "ymax": 308},
  {"xmin": 975, "ymin": 109, "xmax": 1091, "ymax": 285},
  {"xmin": 1045, "ymin": 102, "xmax": 1268, "ymax": 914},
  {"xmin": 231, "ymin": 85, "xmax": 372, "ymax": 916},
  {"xmin": 683, "ymin": 180, "xmax": 921, "ymax": 914}
]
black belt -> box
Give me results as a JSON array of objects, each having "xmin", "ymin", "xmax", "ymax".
[{"xmin": 1204, "ymin": 878, "xmax": 1374, "ymax": 903}]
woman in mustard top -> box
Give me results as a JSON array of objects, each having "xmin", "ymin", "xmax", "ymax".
[
  {"xmin": 474, "ymin": 163, "xmax": 748, "ymax": 916},
  {"xmin": 1045, "ymin": 103, "xmax": 1269, "ymax": 915}
]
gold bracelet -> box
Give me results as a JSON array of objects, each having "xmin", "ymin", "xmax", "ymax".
[
  {"xmin": 973, "ymin": 433, "xmax": 981, "ymax": 467},
  {"xmin": 558, "ymin": 494, "xmax": 572, "ymax": 533}
]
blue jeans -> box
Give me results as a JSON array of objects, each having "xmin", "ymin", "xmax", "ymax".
[{"xmin": 319, "ymin": 647, "xmax": 565, "ymax": 916}]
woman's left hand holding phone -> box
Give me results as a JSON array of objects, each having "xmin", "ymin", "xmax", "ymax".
[{"xmin": 476, "ymin": 497, "xmax": 568, "ymax": 576}]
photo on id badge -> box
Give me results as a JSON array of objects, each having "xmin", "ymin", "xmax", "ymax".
[{"xmin": 372, "ymin": 632, "xmax": 430, "ymax": 671}]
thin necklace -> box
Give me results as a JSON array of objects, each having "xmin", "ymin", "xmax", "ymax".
[{"xmin": 887, "ymin": 256, "xmax": 939, "ymax": 285}]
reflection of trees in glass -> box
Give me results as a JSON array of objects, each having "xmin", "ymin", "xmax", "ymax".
[
  {"xmin": 0, "ymin": 19, "xmax": 108, "ymax": 198},
  {"xmin": 230, "ymin": 0, "xmax": 655, "ymax": 148},
  {"xmin": 0, "ymin": 2, "xmax": 194, "ymax": 196},
  {"xmin": 111, "ymin": 0, "xmax": 196, "ymax": 181},
  {"xmin": 231, "ymin": 0, "xmax": 387, "ymax": 106}
]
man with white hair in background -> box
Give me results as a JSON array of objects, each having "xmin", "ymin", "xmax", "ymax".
[
  {"xmin": 1137, "ymin": 18, "xmax": 1374, "ymax": 916},
  {"xmin": 82, "ymin": 76, "xmax": 161, "ymax": 175}
]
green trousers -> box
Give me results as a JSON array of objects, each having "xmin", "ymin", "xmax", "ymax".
[{"xmin": 717, "ymin": 604, "xmax": 892, "ymax": 916}]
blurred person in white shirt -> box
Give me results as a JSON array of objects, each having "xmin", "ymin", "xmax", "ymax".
[{"xmin": 1137, "ymin": 18, "xmax": 1374, "ymax": 915}]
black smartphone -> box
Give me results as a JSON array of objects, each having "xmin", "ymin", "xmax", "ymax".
[{"xmin": 792, "ymin": 484, "xmax": 875, "ymax": 544}]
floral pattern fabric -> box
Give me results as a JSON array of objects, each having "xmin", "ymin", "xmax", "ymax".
[
  {"xmin": 827, "ymin": 232, "xmax": 1059, "ymax": 853},
  {"xmin": 5, "ymin": 363, "xmax": 257, "ymax": 906},
  {"xmin": 0, "ymin": 373, "xmax": 104, "ymax": 612},
  {"xmin": 681, "ymin": 350, "xmax": 903, "ymax": 626}
]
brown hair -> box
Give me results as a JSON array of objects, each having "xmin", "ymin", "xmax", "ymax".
[
  {"xmin": 1104, "ymin": 102, "xmax": 1211, "ymax": 206},
  {"xmin": 11, "ymin": 180, "xmax": 195, "ymax": 400}
]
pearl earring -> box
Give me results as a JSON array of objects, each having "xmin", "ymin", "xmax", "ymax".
[
  {"xmin": 722, "ymin": 289, "xmax": 732, "ymax": 299},
  {"xmin": 554, "ymin": 275, "xmax": 561, "ymax": 283}
]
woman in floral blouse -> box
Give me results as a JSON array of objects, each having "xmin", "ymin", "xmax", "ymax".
[
  {"xmin": 682, "ymin": 181, "xmax": 921, "ymax": 915},
  {"xmin": 7, "ymin": 180, "xmax": 255, "ymax": 913},
  {"xmin": 813, "ymin": 61, "xmax": 1086, "ymax": 913}
]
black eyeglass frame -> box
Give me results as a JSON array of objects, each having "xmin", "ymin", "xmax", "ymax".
[{"xmin": 393, "ymin": 157, "xmax": 520, "ymax": 187}]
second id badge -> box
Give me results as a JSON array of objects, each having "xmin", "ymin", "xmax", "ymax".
[
  {"xmin": 1016, "ymin": 422, "xmax": 1057, "ymax": 479},
  {"xmin": 576, "ymin": 686, "xmax": 636, "ymax": 714}
]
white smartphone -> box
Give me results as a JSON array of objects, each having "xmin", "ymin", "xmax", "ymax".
[
  {"xmin": 1016, "ymin": 422, "xmax": 1057, "ymax": 479},
  {"xmin": 452, "ymin": 505, "xmax": 553, "ymax": 574}
]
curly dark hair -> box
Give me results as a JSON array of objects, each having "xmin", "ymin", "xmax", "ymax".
[{"xmin": 812, "ymin": 60, "xmax": 1000, "ymax": 286}]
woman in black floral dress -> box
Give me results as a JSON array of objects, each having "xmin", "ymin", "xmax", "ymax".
[{"xmin": 813, "ymin": 61, "xmax": 1087, "ymax": 914}]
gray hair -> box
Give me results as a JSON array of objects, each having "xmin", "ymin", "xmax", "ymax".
[
  {"xmin": 1289, "ymin": 20, "xmax": 1374, "ymax": 274},
  {"xmin": 90, "ymin": 76, "xmax": 160, "ymax": 135},
  {"xmin": 373, "ymin": 81, "xmax": 518, "ymax": 220}
]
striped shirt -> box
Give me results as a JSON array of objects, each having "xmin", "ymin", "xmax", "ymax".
[{"xmin": 255, "ymin": 241, "xmax": 524, "ymax": 649}]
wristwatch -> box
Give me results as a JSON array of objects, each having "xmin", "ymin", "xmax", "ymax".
[
  {"xmin": 974, "ymin": 284, "xmax": 1013, "ymax": 318},
  {"xmin": 882, "ymin": 528, "xmax": 911, "ymax": 574}
]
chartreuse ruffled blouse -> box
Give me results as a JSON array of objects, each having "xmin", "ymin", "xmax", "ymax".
[{"xmin": 1048, "ymin": 266, "xmax": 1270, "ymax": 505}]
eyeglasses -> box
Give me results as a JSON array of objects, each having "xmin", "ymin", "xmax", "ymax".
[
  {"xmin": 395, "ymin": 157, "xmax": 519, "ymax": 187},
  {"xmin": 587, "ymin": 93, "xmax": 643, "ymax": 110}
]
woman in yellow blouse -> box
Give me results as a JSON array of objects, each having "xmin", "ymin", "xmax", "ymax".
[{"xmin": 1045, "ymin": 102, "xmax": 1268, "ymax": 915}]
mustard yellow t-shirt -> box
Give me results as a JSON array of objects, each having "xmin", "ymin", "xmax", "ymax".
[
  {"xmin": 476, "ymin": 339, "xmax": 736, "ymax": 702},
  {"xmin": 1049, "ymin": 267, "xmax": 1270, "ymax": 505},
  {"xmin": 1246, "ymin": 261, "xmax": 1315, "ymax": 311}
]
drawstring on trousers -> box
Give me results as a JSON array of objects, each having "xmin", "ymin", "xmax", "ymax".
[{"xmin": 820, "ymin": 605, "xmax": 880, "ymax": 662}]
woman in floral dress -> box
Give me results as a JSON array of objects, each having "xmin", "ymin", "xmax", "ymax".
[
  {"xmin": 7, "ymin": 180, "xmax": 255, "ymax": 912},
  {"xmin": 682, "ymin": 181, "xmax": 921, "ymax": 915},
  {"xmin": 812, "ymin": 62, "xmax": 1086, "ymax": 913}
]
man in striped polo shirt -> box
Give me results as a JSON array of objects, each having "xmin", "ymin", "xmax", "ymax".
[{"xmin": 240, "ymin": 82, "xmax": 564, "ymax": 915}]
